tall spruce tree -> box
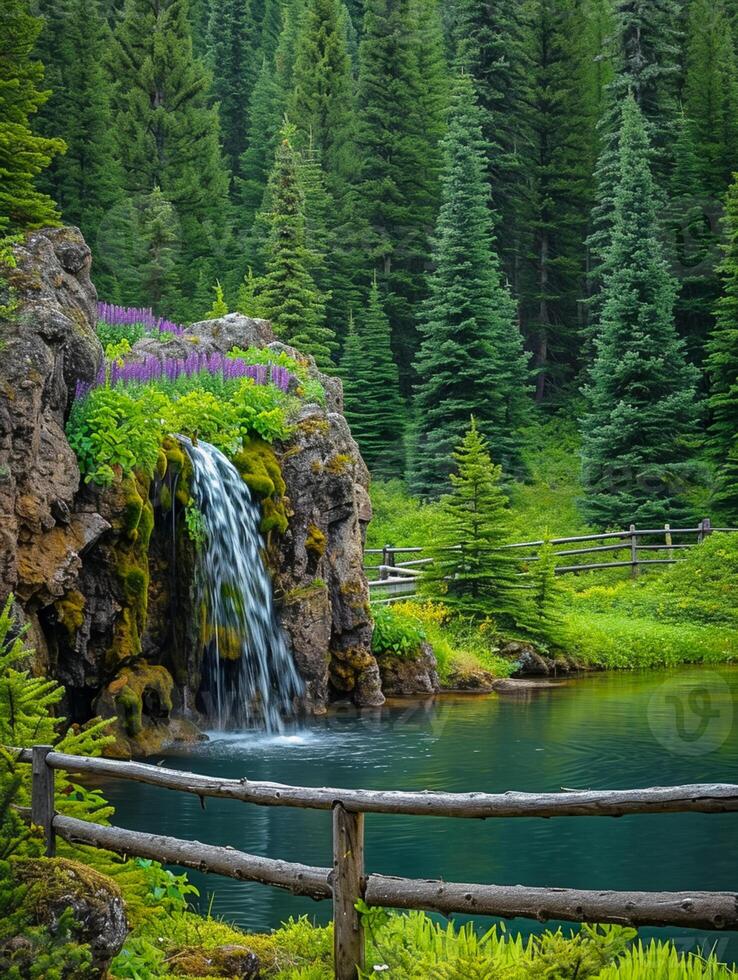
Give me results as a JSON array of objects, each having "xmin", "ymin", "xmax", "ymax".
[
  {"xmin": 452, "ymin": 0, "xmax": 529, "ymax": 290},
  {"xmin": 33, "ymin": 0, "xmax": 122, "ymax": 250},
  {"xmin": 289, "ymin": 0, "xmax": 363, "ymax": 334},
  {"xmin": 259, "ymin": 128, "xmax": 335, "ymax": 365},
  {"xmin": 111, "ymin": 0, "xmax": 230, "ymax": 315},
  {"xmin": 581, "ymin": 96, "xmax": 700, "ymax": 528},
  {"xmin": 0, "ymin": 0, "xmax": 65, "ymax": 233},
  {"xmin": 340, "ymin": 276, "xmax": 405, "ymax": 477},
  {"xmin": 206, "ymin": 0, "xmax": 258, "ymax": 177},
  {"xmin": 519, "ymin": 0, "xmax": 593, "ymax": 401},
  {"xmin": 239, "ymin": 58, "xmax": 285, "ymax": 240},
  {"xmin": 423, "ymin": 419, "xmax": 524, "ymax": 623},
  {"xmin": 684, "ymin": 0, "xmax": 738, "ymax": 200},
  {"xmin": 356, "ymin": 0, "xmax": 447, "ymax": 387},
  {"xmin": 706, "ymin": 175, "xmax": 738, "ymax": 519},
  {"xmin": 667, "ymin": 114, "xmax": 721, "ymax": 364},
  {"xmin": 412, "ymin": 75, "xmax": 531, "ymax": 498},
  {"xmin": 587, "ymin": 0, "xmax": 684, "ymax": 318}
]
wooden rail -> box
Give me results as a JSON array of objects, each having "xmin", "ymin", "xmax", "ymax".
[
  {"xmin": 367, "ymin": 519, "xmax": 738, "ymax": 601},
  {"xmin": 15, "ymin": 746, "xmax": 738, "ymax": 979}
]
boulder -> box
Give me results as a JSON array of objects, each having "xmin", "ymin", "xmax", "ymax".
[
  {"xmin": 168, "ymin": 944, "xmax": 260, "ymax": 977},
  {"xmin": 12, "ymin": 857, "xmax": 128, "ymax": 977},
  {"xmin": 377, "ymin": 643, "xmax": 441, "ymax": 696}
]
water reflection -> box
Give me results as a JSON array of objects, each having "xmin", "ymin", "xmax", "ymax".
[{"xmin": 102, "ymin": 668, "xmax": 738, "ymax": 960}]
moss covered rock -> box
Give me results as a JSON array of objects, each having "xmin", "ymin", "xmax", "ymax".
[
  {"xmin": 168, "ymin": 944, "xmax": 260, "ymax": 977},
  {"xmin": 13, "ymin": 857, "xmax": 128, "ymax": 977}
]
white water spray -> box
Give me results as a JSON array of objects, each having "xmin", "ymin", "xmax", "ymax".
[{"xmin": 183, "ymin": 438, "xmax": 303, "ymax": 730}]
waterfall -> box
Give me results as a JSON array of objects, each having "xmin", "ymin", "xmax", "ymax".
[{"xmin": 182, "ymin": 438, "xmax": 304, "ymax": 731}]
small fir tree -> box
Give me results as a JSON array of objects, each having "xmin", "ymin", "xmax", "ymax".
[
  {"xmin": 205, "ymin": 281, "xmax": 229, "ymax": 319},
  {"xmin": 412, "ymin": 74, "xmax": 531, "ymax": 498},
  {"xmin": 522, "ymin": 537, "xmax": 566, "ymax": 645},
  {"xmin": 340, "ymin": 276, "xmax": 405, "ymax": 477},
  {"xmin": 581, "ymin": 95, "xmax": 701, "ymax": 528},
  {"xmin": 423, "ymin": 420, "xmax": 524, "ymax": 623},
  {"xmin": 0, "ymin": 0, "xmax": 65, "ymax": 232},
  {"xmin": 706, "ymin": 174, "xmax": 738, "ymax": 520}
]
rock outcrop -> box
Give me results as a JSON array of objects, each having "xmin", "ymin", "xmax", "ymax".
[
  {"xmin": 0, "ymin": 228, "xmax": 380, "ymax": 752},
  {"xmin": 0, "ymin": 228, "xmax": 103, "ymax": 664},
  {"xmin": 376, "ymin": 642, "xmax": 440, "ymax": 697}
]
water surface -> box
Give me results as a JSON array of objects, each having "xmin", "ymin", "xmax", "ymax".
[{"xmin": 103, "ymin": 668, "xmax": 738, "ymax": 958}]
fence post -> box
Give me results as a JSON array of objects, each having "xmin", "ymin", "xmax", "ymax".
[
  {"xmin": 664, "ymin": 523, "xmax": 673, "ymax": 560},
  {"xmin": 699, "ymin": 517, "xmax": 712, "ymax": 543},
  {"xmin": 629, "ymin": 524, "xmax": 639, "ymax": 578},
  {"xmin": 332, "ymin": 804, "xmax": 365, "ymax": 980},
  {"xmin": 31, "ymin": 745, "xmax": 55, "ymax": 857}
]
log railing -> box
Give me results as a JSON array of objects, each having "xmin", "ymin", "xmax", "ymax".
[
  {"xmin": 366, "ymin": 519, "xmax": 738, "ymax": 601},
  {"xmin": 15, "ymin": 746, "xmax": 738, "ymax": 979}
]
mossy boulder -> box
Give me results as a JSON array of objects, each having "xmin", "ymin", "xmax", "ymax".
[
  {"xmin": 12, "ymin": 857, "xmax": 128, "ymax": 977},
  {"xmin": 168, "ymin": 944, "xmax": 260, "ymax": 977},
  {"xmin": 95, "ymin": 661, "xmax": 182, "ymax": 755}
]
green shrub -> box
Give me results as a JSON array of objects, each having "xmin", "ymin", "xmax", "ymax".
[
  {"xmin": 371, "ymin": 603, "xmax": 427, "ymax": 658},
  {"xmin": 96, "ymin": 320, "xmax": 146, "ymax": 350},
  {"xmin": 67, "ymin": 387, "xmax": 166, "ymax": 485}
]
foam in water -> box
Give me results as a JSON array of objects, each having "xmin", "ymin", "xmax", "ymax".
[{"xmin": 183, "ymin": 437, "xmax": 304, "ymax": 731}]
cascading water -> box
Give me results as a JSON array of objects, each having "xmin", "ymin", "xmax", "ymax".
[{"xmin": 182, "ymin": 437, "xmax": 304, "ymax": 731}]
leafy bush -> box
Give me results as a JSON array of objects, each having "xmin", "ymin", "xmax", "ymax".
[
  {"xmin": 96, "ymin": 320, "xmax": 146, "ymax": 350},
  {"xmin": 68, "ymin": 375, "xmax": 292, "ymax": 484},
  {"xmin": 371, "ymin": 604, "xmax": 427, "ymax": 658},
  {"xmin": 67, "ymin": 387, "xmax": 166, "ymax": 485}
]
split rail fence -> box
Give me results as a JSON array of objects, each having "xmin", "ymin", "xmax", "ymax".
[
  {"xmin": 17, "ymin": 746, "xmax": 738, "ymax": 979},
  {"xmin": 366, "ymin": 518, "xmax": 738, "ymax": 602}
]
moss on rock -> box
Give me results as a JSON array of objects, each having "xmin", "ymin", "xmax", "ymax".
[
  {"xmin": 305, "ymin": 523, "xmax": 327, "ymax": 558},
  {"xmin": 54, "ymin": 589, "xmax": 86, "ymax": 639},
  {"xmin": 233, "ymin": 438, "xmax": 289, "ymax": 535}
]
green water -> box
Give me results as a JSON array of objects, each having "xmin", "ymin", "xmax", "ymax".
[{"xmin": 104, "ymin": 668, "xmax": 738, "ymax": 959}]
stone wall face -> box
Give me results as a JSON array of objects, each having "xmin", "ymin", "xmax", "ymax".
[{"xmin": 0, "ymin": 228, "xmax": 380, "ymax": 753}]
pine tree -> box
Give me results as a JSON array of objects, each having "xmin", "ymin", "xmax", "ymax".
[
  {"xmin": 667, "ymin": 114, "xmax": 721, "ymax": 364},
  {"xmin": 239, "ymin": 58, "xmax": 285, "ymax": 239},
  {"xmin": 0, "ymin": 0, "xmax": 65, "ymax": 233},
  {"xmin": 260, "ymin": 0, "xmax": 286, "ymax": 62},
  {"xmin": 519, "ymin": 0, "xmax": 594, "ymax": 401},
  {"xmin": 706, "ymin": 175, "xmax": 738, "ymax": 519},
  {"xmin": 340, "ymin": 276, "xmax": 405, "ymax": 476},
  {"xmin": 207, "ymin": 0, "xmax": 257, "ymax": 176},
  {"xmin": 412, "ymin": 75, "xmax": 531, "ymax": 499},
  {"xmin": 581, "ymin": 96, "xmax": 701, "ymax": 528},
  {"xmin": 684, "ymin": 0, "xmax": 738, "ymax": 200},
  {"xmin": 138, "ymin": 186, "xmax": 181, "ymax": 312},
  {"xmin": 33, "ymin": 0, "xmax": 122, "ymax": 245},
  {"xmin": 423, "ymin": 420, "xmax": 524, "ymax": 623},
  {"xmin": 111, "ymin": 0, "xmax": 230, "ymax": 314},
  {"xmin": 356, "ymin": 0, "xmax": 448, "ymax": 386},
  {"xmin": 289, "ymin": 0, "xmax": 363, "ymax": 335},
  {"xmin": 259, "ymin": 128, "xmax": 335, "ymax": 365},
  {"xmin": 452, "ymin": 0, "xmax": 529, "ymax": 288},
  {"xmin": 587, "ymin": 0, "xmax": 684, "ymax": 317}
]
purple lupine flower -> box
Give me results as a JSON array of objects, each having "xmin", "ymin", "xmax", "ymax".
[{"xmin": 97, "ymin": 301, "xmax": 185, "ymax": 336}]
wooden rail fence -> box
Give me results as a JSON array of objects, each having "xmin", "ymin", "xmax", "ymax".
[
  {"xmin": 16, "ymin": 746, "xmax": 738, "ymax": 979},
  {"xmin": 366, "ymin": 519, "xmax": 738, "ymax": 602}
]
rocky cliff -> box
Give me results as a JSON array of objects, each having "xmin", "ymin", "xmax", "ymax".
[{"xmin": 0, "ymin": 227, "xmax": 380, "ymax": 754}]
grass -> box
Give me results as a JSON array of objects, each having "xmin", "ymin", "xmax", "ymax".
[{"xmin": 113, "ymin": 910, "xmax": 737, "ymax": 978}]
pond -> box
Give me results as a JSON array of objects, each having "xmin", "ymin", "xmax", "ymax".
[{"xmin": 102, "ymin": 668, "xmax": 738, "ymax": 960}]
